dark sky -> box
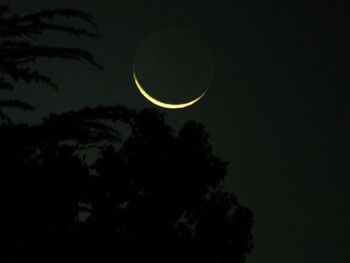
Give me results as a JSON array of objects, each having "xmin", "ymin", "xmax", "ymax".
[{"xmin": 7, "ymin": 1, "xmax": 349, "ymax": 262}]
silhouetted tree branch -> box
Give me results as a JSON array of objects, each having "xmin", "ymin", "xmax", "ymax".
[{"xmin": 0, "ymin": 5, "xmax": 101, "ymax": 122}]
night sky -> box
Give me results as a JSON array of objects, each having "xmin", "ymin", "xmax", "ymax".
[{"xmin": 7, "ymin": 1, "xmax": 349, "ymax": 262}]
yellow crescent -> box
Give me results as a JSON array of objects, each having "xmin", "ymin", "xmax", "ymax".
[{"xmin": 133, "ymin": 67, "xmax": 207, "ymax": 109}]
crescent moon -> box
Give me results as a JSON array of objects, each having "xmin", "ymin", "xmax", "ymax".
[{"xmin": 133, "ymin": 67, "xmax": 207, "ymax": 109}]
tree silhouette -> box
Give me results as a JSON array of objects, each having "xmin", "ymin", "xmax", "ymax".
[
  {"xmin": 0, "ymin": 107, "xmax": 254, "ymax": 263},
  {"xmin": 0, "ymin": 5, "xmax": 254, "ymax": 263}
]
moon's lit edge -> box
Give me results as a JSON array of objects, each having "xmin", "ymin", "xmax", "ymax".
[{"xmin": 132, "ymin": 67, "xmax": 207, "ymax": 109}]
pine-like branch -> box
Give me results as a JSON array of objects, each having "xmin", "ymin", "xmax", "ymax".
[{"xmin": 0, "ymin": 5, "xmax": 102, "ymax": 116}]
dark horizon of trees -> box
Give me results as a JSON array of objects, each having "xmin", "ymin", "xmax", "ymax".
[{"xmin": 0, "ymin": 5, "xmax": 254, "ymax": 263}]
